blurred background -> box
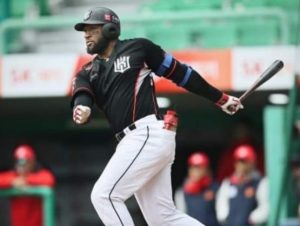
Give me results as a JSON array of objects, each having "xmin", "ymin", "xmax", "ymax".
[{"xmin": 0, "ymin": 0, "xmax": 299, "ymax": 226}]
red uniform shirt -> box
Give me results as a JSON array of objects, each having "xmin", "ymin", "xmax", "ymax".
[{"xmin": 0, "ymin": 169, "xmax": 55, "ymax": 226}]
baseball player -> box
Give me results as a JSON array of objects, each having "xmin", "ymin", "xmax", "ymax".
[{"xmin": 71, "ymin": 7, "xmax": 243, "ymax": 226}]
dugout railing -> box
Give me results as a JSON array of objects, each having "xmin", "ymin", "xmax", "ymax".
[
  {"xmin": 0, "ymin": 186, "xmax": 55, "ymax": 226},
  {"xmin": 264, "ymin": 75, "xmax": 300, "ymax": 226}
]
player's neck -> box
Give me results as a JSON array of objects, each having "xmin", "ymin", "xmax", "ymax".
[{"xmin": 97, "ymin": 40, "xmax": 118, "ymax": 60}]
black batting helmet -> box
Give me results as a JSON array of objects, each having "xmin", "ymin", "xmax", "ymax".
[{"xmin": 74, "ymin": 7, "xmax": 121, "ymax": 40}]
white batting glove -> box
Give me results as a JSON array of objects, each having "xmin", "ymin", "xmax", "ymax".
[
  {"xmin": 216, "ymin": 93, "xmax": 244, "ymax": 115},
  {"xmin": 73, "ymin": 105, "xmax": 91, "ymax": 124}
]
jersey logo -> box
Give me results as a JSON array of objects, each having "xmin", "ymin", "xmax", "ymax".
[{"xmin": 114, "ymin": 56, "xmax": 130, "ymax": 73}]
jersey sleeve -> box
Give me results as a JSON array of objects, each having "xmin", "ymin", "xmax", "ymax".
[
  {"xmin": 216, "ymin": 179, "xmax": 230, "ymax": 223},
  {"xmin": 0, "ymin": 171, "xmax": 16, "ymax": 188},
  {"xmin": 26, "ymin": 169, "xmax": 55, "ymax": 187},
  {"xmin": 70, "ymin": 67, "xmax": 95, "ymax": 109},
  {"xmin": 139, "ymin": 38, "xmax": 223, "ymax": 103},
  {"xmin": 249, "ymin": 177, "xmax": 269, "ymax": 224},
  {"xmin": 174, "ymin": 187, "xmax": 187, "ymax": 213}
]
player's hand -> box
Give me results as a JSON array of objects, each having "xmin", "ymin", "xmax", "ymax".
[
  {"xmin": 216, "ymin": 93, "xmax": 244, "ymax": 115},
  {"xmin": 73, "ymin": 105, "xmax": 91, "ymax": 124},
  {"xmin": 12, "ymin": 177, "xmax": 27, "ymax": 188}
]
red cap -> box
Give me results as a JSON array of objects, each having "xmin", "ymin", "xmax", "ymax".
[
  {"xmin": 188, "ymin": 152, "xmax": 209, "ymax": 167},
  {"xmin": 233, "ymin": 145, "xmax": 256, "ymax": 163},
  {"xmin": 14, "ymin": 145, "xmax": 36, "ymax": 160}
]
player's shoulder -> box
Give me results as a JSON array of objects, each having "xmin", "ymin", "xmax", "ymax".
[
  {"xmin": 74, "ymin": 60, "xmax": 94, "ymax": 80},
  {"xmin": 76, "ymin": 58, "xmax": 96, "ymax": 77},
  {"xmin": 81, "ymin": 59, "xmax": 94, "ymax": 71},
  {"xmin": 0, "ymin": 170, "xmax": 16, "ymax": 177}
]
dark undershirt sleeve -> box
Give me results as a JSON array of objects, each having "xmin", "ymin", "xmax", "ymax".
[
  {"xmin": 73, "ymin": 93, "xmax": 93, "ymax": 109},
  {"xmin": 70, "ymin": 69, "xmax": 95, "ymax": 109},
  {"xmin": 139, "ymin": 38, "xmax": 223, "ymax": 103}
]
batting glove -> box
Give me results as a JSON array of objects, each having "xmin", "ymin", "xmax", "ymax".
[
  {"xmin": 73, "ymin": 105, "xmax": 91, "ymax": 124},
  {"xmin": 216, "ymin": 93, "xmax": 244, "ymax": 115}
]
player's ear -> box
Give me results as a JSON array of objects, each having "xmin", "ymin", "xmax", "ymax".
[{"xmin": 102, "ymin": 23, "xmax": 120, "ymax": 40}]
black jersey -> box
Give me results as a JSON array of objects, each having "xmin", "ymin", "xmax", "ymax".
[{"xmin": 71, "ymin": 38, "xmax": 222, "ymax": 133}]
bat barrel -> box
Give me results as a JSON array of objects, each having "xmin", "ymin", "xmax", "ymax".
[{"xmin": 239, "ymin": 60, "xmax": 284, "ymax": 102}]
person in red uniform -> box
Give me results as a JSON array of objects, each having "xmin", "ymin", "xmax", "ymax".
[
  {"xmin": 175, "ymin": 152, "xmax": 220, "ymax": 226},
  {"xmin": 0, "ymin": 144, "xmax": 55, "ymax": 226},
  {"xmin": 216, "ymin": 145, "xmax": 268, "ymax": 226}
]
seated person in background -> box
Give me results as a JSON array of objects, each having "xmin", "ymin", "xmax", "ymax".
[
  {"xmin": 175, "ymin": 152, "xmax": 220, "ymax": 226},
  {"xmin": 0, "ymin": 144, "xmax": 55, "ymax": 226},
  {"xmin": 216, "ymin": 144, "xmax": 268, "ymax": 226}
]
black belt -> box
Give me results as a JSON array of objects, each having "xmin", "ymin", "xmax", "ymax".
[
  {"xmin": 115, "ymin": 123, "xmax": 136, "ymax": 142},
  {"xmin": 115, "ymin": 114, "xmax": 163, "ymax": 142}
]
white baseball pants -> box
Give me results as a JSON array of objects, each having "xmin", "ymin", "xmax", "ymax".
[{"xmin": 91, "ymin": 115, "xmax": 205, "ymax": 226}]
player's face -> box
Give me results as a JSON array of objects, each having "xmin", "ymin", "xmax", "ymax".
[
  {"xmin": 235, "ymin": 160, "xmax": 253, "ymax": 175},
  {"xmin": 188, "ymin": 166, "xmax": 207, "ymax": 181},
  {"xmin": 83, "ymin": 24, "xmax": 108, "ymax": 54},
  {"xmin": 15, "ymin": 159, "xmax": 35, "ymax": 176}
]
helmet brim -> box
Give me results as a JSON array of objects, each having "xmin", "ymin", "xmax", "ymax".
[{"xmin": 74, "ymin": 21, "xmax": 104, "ymax": 31}]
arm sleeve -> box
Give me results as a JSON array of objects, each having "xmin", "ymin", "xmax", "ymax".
[
  {"xmin": 0, "ymin": 171, "xmax": 15, "ymax": 188},
  {"xmin": 174, "ymin": 187, "xmax": 187, "ymax": 213},
  {"xmin": 216, "ymin": 179, "xmax": 230, "ymax": 224},
  {"xmin": 74, "ymin": 93, "xmax": 93, "ymax": 108},
  {"xmin": 70, "ymin": 69, "xmax": 94, "ymax": 109},
  {"xmin": 249, "ymin": 178, "xmax": 269, "ymax": 224},
  {"xmin": 26, "ymin": 170, "xmax": 55, "ymax": 187},
  {"xmin": 140, "ymin": 38, "xmax": 223, "ymax": 102}
]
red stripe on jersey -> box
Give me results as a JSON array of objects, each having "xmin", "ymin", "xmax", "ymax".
[
  {"xmin": 132, "ymin": 68, "xmax": 143, "ymax": 122},
  {"xmin": 151, "ymin": 78, "xmax": 158, "ymax": 116},
  {"xmin": 164, "ymin": 60, "xmax": 177, "ymax": 78}
]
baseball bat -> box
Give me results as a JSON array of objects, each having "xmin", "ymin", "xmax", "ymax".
[
  {"xmin": 239, "ymin": 60, "xmax": 284, "ymax": 102},
  {"xmin": 228, "ymin": 60, "xmax": 284, "ymax": 112}
]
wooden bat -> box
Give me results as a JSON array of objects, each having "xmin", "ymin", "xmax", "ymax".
[
  {"xmin": 239, "ymin": 60, "xmax": 284, "ymax": 102},
  {"xmin": 228, "ymin": 60, "xmax": 284, "ymax": 112}
]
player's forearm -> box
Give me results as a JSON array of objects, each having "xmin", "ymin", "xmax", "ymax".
[
  {"xmin": 181, "ymin": 70, "xmax": 223, "ymax": 102},
  {"xmin": 72, "ymin": 93, "xmax": 93, "ymax": 124},
  {"xmin": 159, "ymin": 60, "xmax": 223, "ymax": 102},
  {"xmin": 249, "ymin": 178, "xmax": 269, "ymax": 224},
  {"xmin": 216, "ymin": 181, "xmax": 230, "ymax": 223},
  {"xmin": 0, "ymin": 180, "xmax": 13, "ymax": 188},
  {"xmin": 0, "ymin": 173, "xmax": 15, "ymax": 188},
  {"xmin": 26, "ymin": 170, "xmax": 55, "ymax": 187}
]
